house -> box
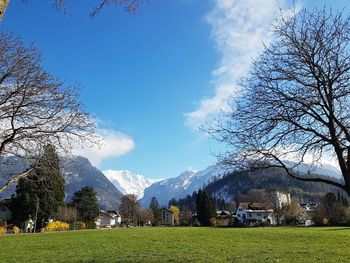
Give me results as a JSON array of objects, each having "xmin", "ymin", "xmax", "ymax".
[
  {"xmin": 160, "ymin": 208, "xmax": 174, "ymax": 226},
  {"xmin": 216, "ymin": 210, "xmax": 232, "ymax": 226},
  {"xmin": 0, "ymin": 199, "xmax": 12, "ymax": 224},
  {"xmin": 236, "ymin": 203, "xmax": 276, "ymax": 225},
  {"xmin": 95, "ymin": 210, "xmax": 121, "ymax": 228}
]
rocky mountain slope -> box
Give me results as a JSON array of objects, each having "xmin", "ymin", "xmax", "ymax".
[{"xmin": 0, "ymin": 156, "xmax": 123, "ymax": 210}]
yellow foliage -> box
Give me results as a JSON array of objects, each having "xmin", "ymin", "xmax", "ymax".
[
  {"xmin": 12, "ymin": 226, "xmax": 20, "ymax": 234},
  {"xmin": 44, "ymin": 221, "xmax": 70, "ymax": 232},
  {"xmin": 0, "ymin": 226, "xmax": 6, "ymax": 234}
]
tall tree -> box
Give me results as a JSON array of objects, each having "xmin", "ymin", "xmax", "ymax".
[
  {"xmin": 119, "ymin": 194, "xmax": 139, "ymax": 224},
  {"xmin": 14, "ymin": 145, "xmax": 65, "ymax": 229},
  {"xmin": 209, "ymin": 8, "xmax": 350, "ymax": 195},
  {"xmin": 70, "ymin": 186, "xmax": 99, "ymax": 224},
  {"xmin": 149, "ymin": 196, "xmax": 161, "ymax": 226},
  {"xmin": 196, "ymin": 189, "xmax": 216, "ymax": 226},
  {"xmin": 0, "ymin": 32, "xmax": 96, "ymax": 193}
]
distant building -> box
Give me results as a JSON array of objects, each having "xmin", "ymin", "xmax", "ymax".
[
  {"xmin": 216, "ymin": 210, "xmax": 232, "ymax": 226},
  {"xmin": 160, "ymin": 208, "xmax": 174, "ymax": 226},
  {"xmin": 272, "ymin": 191, "xmax": 291, "ymax": 209},
  {"xmin": 236, "ymin": 203, "xmax": 276, "ymax": 225},
  {"xmin": 95, "ymin": 210, "xmax": 121, "ymax": 228}
]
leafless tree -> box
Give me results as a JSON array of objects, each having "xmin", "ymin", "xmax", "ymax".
[
  {"xmin": 0, "ymin": 0, "xmax": 146, "ymax": 20},
  {"xmin": 0, "ymin": 32, "xmax": 97, "ymax": 193},
  {"xmin": 208, "ymin": 8, "xmax": 350, "ymax": 195},
  {"xmin": 119, "ymin": 194, "xmax": 140, "ymax": 224}
]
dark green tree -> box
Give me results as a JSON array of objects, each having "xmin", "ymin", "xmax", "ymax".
[
  {"xmin": 70, "ymin": 186, "xmax": 99, "ymax": 225},
  {"xmin": 14, "ymin": 145, "xmax": 65, "ymax": 229},
  {"xmin": 196, "ymin": 189, "xmax": 216, "ymax": 226},
  {"xmin": 149, "ymin": 197, "xmax": 161, "ymax": 226}
]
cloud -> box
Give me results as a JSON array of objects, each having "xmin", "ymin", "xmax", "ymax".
[
  {"xmin": 73, "ymin": 128, "xmax": 135, "ymax": 166},
  {"xmin": 184, "ymin": 0, "xmax": 293, "ymax": 129}
]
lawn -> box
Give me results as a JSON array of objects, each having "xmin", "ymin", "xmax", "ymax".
[{"xmin": 0, "ymin": 226, "xmax": 349, "ymax": 262}]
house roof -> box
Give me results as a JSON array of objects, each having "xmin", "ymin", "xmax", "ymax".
[
  {"xmin": 161, "ymin": 208, "xmax": 174, "ymax": 214},
  {"xmin": 99, "ymin": 210, "xmax": 120, "ymax": 218},
  {"xmin": 239, "ymin": 203, "xmax": 267, "ymax": 210}
]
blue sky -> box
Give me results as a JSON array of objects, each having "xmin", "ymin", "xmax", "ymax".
[{"xmin": 1, "ymin": 0, "xmax": 349, "ymax": 179}]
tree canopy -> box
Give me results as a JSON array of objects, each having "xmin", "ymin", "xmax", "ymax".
[
  {"xmin": 210, "ymin": 8, "xmax": 350, "ymax": 195},
  {"xmin": 70, "ymin": 186, "xmax": 99, "ymax": 223},
  {"xmin": 13, "ymin": 145, "xmax": 65, "ymax": 229}
]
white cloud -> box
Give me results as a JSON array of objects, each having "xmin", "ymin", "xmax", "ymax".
[
  {"xmin": 73, "ymin": 128, "xmax": 135, "ymax": 166},
  {"xmin": 184, "ymin": 0, "xmax": 294, "ymax": 129}
]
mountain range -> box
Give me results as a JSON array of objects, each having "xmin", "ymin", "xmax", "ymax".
[
  {"xmin": 102, "ymin": 169, "xmax": 160, "ymax": 199},
  {"xmin": 0, "ymin": 156, "xmax": 123, "ymax": 210}
]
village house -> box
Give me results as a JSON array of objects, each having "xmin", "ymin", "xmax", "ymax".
[
  {"xmin": 236, "ymin": 203, "xmax": 276, "ymax": 225},
  {"xmin": 95, "ymin": 210, "xmax": 121, "ymax": 229},
  {"xmin": 160, "ymin": 208, "xmax": 174, "ymax": 226},
  {"xmin": 216, "ymin": 210, "xmax": 232, "ymax": 226}
]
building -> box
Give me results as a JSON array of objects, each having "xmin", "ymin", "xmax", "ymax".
[
  {"xmin": 236, "ymin": 203, "xmax": 276, "ymax": 225},
  {"xmin": 216, "ymin": 210, "xmax": 232, "ymax": 226},
  {"xmin": 272, "ymin": 191, "xmax": 291, "ymax": 209},
  {"xmin": 160, "ymin": 208, "xmax": 174, "ymax": 226},
  {"xmin": 95, "ymin": 210, "xmax": 121, "ymax": 228}
]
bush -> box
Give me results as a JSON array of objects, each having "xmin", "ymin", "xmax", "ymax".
[
  {"xmin": 0, "ymin": 226, "xmax": 7, "ymax": 234},
  {"xmin": 12, "ymin": 226, "xmax": 20, "ymax": 234},
  {"xmin": 44, "ymin": 221, "xmax": 70, "ymax": 232}
]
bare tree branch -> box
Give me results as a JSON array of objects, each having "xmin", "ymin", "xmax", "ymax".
[{"xmin": 208, "ymin": 8, "xmax": 350, "ymax": 195}]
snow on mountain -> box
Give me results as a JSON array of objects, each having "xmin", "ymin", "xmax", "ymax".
[
  {"xmin": 103, "ymin": 170, "xmax": 161, "ymax": 199},
  {"xmin": 140, "ymin": 164, "xmax": 232, "ymax": 207}
]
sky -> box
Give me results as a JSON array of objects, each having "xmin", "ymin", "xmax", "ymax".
[{"xmin": 1, "ymin": 0, "xmax": 349, "ymax": 179}]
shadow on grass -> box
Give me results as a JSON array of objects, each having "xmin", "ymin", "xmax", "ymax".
[{"xmin": 323, "ymin": 227, "xmax": 350, "ymax": 231}]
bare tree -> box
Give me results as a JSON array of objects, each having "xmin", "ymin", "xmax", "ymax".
[
  {"xmin": 209, "ymin": 8, "xmax": 350, "ymax": 195},
  {"xmin": 0, "ymin": 0, "xmax": 146, "ymax": 20},
  {"xmin": 119, "ymin": 194, "xmax": 140, "ymax": 224},
  {"xmin": 0, "ymin": 32, "xmax": 96, "ymax": 192}
]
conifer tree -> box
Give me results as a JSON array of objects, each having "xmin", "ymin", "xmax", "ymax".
[
  {"xmin": 14, "ymin": 145, "xmax": 65, "ymax": 229},
  {"xmin": 196, "ymin": 189, "xmax": 216, "ymax": 226},
  {"xmin": 149, "ymin": 197, "xmax": 161, "ymax": 225}
]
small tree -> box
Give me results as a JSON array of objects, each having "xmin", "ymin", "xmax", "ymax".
[
  {"xmin": 119, "ymin": 194, "xmax": 139, "ymax": 225},
  {"xmin": 13, "ymin": 145, "xmax": 65, "ymax": 229},
  {"xmin": 149, "ymin": 197, "xmax": 161, "ymax": 226},
  {"xmin": 70, "ymin": 186, "xmax": 99, "ymax": 226},
  {"xmin": 169, "ymin": 205, "xmax": 180, "ymax": 225},
  {"xmin": 281, "ymin": 199, "xmax": 307, "ymax": 225}
]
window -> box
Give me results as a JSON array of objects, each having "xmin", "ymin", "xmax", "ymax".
[{"xmin": 239, "ymin": 208, "xmax": 243, "ymax": 211}]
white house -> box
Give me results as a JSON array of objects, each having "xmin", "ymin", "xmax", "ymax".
[
  {"xmin": 95, "ymin": 210, "xmax": 121, "ymax": 228},
  {"xmin": 272, "ymin": 191, "xmax": 291, "ymax": 209},
  {"xmin": 236, "ymin": 203, "xmax": 276, "ymax": 225},
  {"xmin": 160, "ymin": 208, "xmax": 174, "ymax": 226}
]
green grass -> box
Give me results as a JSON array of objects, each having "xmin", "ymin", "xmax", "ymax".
[{"xmin": 0, "ymin": 227, "xmax": 349, "ymax": 262}]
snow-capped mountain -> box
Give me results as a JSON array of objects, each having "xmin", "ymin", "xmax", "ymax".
[
  {"xmin": 140, "ymin": 165, "xmax": 231, "ymax": 207},
  {"xmin": 103, "ymin": 170, "xmax": 160, "ymax": 199}
]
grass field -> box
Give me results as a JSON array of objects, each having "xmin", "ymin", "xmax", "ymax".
[{"xmin": 0, "ymin": 226, "xmax": 349, "ymax": 262}]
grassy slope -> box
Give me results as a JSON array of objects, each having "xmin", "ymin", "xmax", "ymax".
[{"xmin": 0, "ymin": 227, "xmax": 349, "ymax": 262}]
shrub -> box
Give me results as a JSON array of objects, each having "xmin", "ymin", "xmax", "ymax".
[
  {"xmin": 0, "ymin": 226, "xmax": 7, "ymax": 234},
  {"xmin": 12, "ymin": 226, "xmax": 20, "ymax": 234},
  {"xmin": 44, "ymin": 221, "xmax": 70, "ymax": 232}
]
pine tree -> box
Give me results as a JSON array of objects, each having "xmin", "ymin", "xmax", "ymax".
[
  {"xmin": 149, "ymin": 197, "xmax": 161, "ymax": 225},
  {"xmin": 70, "ymin": 186, "xmax": 99, "ymax": 225},
  {"xmin": 196, "ymin": 189, "xmax": 216, "ymax": 226},
  {"xmin": 14, "ymin": 145, "xmax": 65, "ymax": 229}
]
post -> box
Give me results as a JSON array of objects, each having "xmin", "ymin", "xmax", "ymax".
[
  {"xmin": 33, "ymin": 198, "xmax": 39, "ymax": 233},
  {"xmin": 73, "ymin": 203, "xmax": 77, "ymax": 230}
]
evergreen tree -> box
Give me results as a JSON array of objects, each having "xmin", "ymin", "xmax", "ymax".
[
  {"xmin": 14, "ymin": 145, "xmax": 65, "ymax": 229},
  {"xmin": 70, "ymin": 186, "xmax": 99, "ymax": 224},
  {"xmin": 149, "ymin": 197, "xmax": 161, "ymax": 225},
  {"xmin": 196, "ymin": 189, "xmax": 216, "ymax": 226}
]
